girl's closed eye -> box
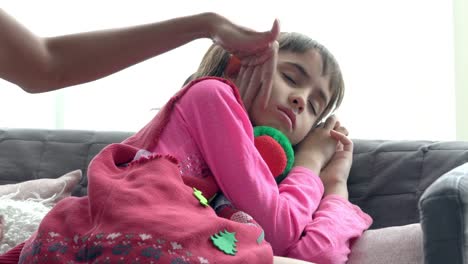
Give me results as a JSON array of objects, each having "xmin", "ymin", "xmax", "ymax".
[
  {"xmin": 282, "ymin": 73, "xmax": 297, "ymax": 85},
  {"xmin": 308, "ymin": 100, "xmax": 317, "ymax": 115}
]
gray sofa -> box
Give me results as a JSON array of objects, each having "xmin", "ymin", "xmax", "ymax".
[{"xmin": 1, "ymin": 128, "xmax": 468, "ymax": 263}]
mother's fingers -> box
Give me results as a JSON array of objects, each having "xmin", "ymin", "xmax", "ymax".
[
  {"xmin": 235, "ymin": 48, "xmax": 271, "ymax": 66},
  {"xmin": 235, "ymin": 40, "xmax": 279, "ymax": 66},
  {"xmin": 235, "ymin": 41, "xmax": 278, "ymax": 111},
  {"xmin": 259, "ymin": 43, "xmax": 278, "ymax": 109},
  {"xmin": 213, "ymin": 16, "xmax": 279, "ymax": 54},
  {"xmin": 230, "ymin": 18, "xmax": 279, "ymax": 57},
  {"xmin": 236, "ymin": 65, "xmax": 254, "ymax": 98},
  {"xmin": 235, "ymin": 66, "xmax": 247, "ymax": 96},
  {"xmin": 269, "ymin": 19, "xmax": 281, "ymax": 42},
  {"xmin": 242, "ymin": 66, "xmax": 263, "ymax": 111}
]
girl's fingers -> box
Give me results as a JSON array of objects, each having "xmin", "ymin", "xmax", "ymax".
[
  {"xmin": 336, "ymin": 142, "xmax": 344, "ymax": 152},
  {"xmin": 334, "ymin": 126, "xmax": 349, "ymax": 136},
  {"xmin": 323, "ymin": 115, "xmax": 337, "ymax": 130},
  {"xmin": 330, "ymin": 130, "xmax": 353, "ymax": 152},
  {"xmin": 341, "ymin": 126, "xmax": 349, "ymax": 136},
  {"xmin": 333, "ymin": 121, "xmax": 341, "ymax": 130}
]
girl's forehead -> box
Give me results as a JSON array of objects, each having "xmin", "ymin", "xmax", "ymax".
[{"xmin": 277, "ymin": 50, "xmax": 324, "ymax": 75}]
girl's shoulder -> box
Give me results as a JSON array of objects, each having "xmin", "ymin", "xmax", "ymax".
[
  {"xmin": 175, "ymin": 76, "xmax": 248, "ymax": 124},
  {"xmin": 183, "ymin": 77, "xmax": 242, "ymax": 104}
]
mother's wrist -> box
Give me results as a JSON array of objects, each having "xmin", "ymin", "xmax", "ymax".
[
  {"xmin": 201, "ymin": 12, "xmax": 225, "ymax": 41},
  {"xmin": 192, "ymin": 12, "xmax": 220, "ymax": 40}
]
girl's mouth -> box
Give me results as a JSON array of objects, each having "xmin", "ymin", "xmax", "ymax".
[{"xmin": 277, "ymin": 106, "xmax": 296, "ymax": 131}]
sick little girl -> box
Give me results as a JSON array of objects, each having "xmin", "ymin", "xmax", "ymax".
[
  {"xmin": 17, "ymin": 32, "xmax": 371, "ymax": 264},
  {"xmin": 191, "ymin": 32, "xmax": 373, "ymax": 263}
]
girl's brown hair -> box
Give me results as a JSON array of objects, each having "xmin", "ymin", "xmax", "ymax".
[{"xmin": 191, "ymin": 32, "xmax": 345, "ymax": 126}]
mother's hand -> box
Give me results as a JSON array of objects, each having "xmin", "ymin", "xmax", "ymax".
[
  {"xmin": 235, "ymin": 41, "xmax": 278, "ymax": 112},
  {"xmin": 211, "ymin": 16, "xmax": 280, "ymax": 59},
  {"xmin": 210, "ymin": 15, "xmax": 280, "ymax": 112}
]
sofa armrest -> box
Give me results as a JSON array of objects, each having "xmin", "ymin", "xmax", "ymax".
[
  {"xmin": 349, "ymin": 139, "xmax": 468, "ymax": 229},
  {"xmin": 419, "ymin": 162, "xmax": 468, "ymax": 264}
]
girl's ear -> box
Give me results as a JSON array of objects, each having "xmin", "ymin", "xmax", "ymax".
[{"xmin": 225, "ymin": 55, "xmax": 241, "ymax": 78}]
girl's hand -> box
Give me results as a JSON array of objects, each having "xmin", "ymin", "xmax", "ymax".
[
  {"xmin": 294, "ymin": 115, "xmax": 340, "ymax": 174},
  {"xmin": 320, "ymin": 129, "xmax": 353, "ymax": 199}
]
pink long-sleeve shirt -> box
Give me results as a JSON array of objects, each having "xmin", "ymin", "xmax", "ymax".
[{"xmin": 151, "ymin": 78, "xmax": 372, "ymax": 263}]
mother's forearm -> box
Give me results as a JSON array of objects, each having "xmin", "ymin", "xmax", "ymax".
[
  {"xmin": 0, "ymin": 9, "xmax": 219, "ymax": 93},
  {"xmin": 42, "ymin": 12, "xmax": 218, "ymax": 91}
]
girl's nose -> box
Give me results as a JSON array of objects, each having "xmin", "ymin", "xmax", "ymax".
[{"xmin": 289, "ymin": 94, "xmax": 305, "ymax": 114}]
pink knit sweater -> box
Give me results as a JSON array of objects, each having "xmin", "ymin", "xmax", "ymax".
[{"xmin": 151, "ymin": 78, "xmax": 372, "ymax": 263}]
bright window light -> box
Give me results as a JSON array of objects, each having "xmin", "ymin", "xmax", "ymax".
[{"xmin": 0, "ymin": 0, "xmax": 455, "ymax": 140}]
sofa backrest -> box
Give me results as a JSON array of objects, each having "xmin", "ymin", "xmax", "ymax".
[
  {"xmin": 0, "ymin": 128, "xmax": 132, "ymax": 197},
  {"xmin": 1, "ymin": 128, "xmax": 468, "ymax": 229}
]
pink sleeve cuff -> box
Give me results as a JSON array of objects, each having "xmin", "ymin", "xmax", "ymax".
[
  {"xmin": 322, "ymin": 194, "xmax": 373, "ymax": 227},
  {"xmin": 284, "ymin": 166, "xmax": 324, "ymax": 195}
]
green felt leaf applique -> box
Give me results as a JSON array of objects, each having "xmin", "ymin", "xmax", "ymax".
[
  {"xmin": 211, "ymin": 229, "xmax": 238, "ymax": 255},
  {"xmin": 193, "ymin": 187, "xmax": 209, "ymax": 207},
  {"xmin": 257, "ymin": 230, "xmax": 265, "ymax": 244}
]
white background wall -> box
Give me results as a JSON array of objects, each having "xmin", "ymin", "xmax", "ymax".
[{"xmin": 0, "ymin": 0, "xmax": 455, "ymax": 140}]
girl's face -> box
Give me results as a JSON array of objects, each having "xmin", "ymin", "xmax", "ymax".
[{"xmin": 249, "ymin": 49, "xmax": 331, "ymax": 145}]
